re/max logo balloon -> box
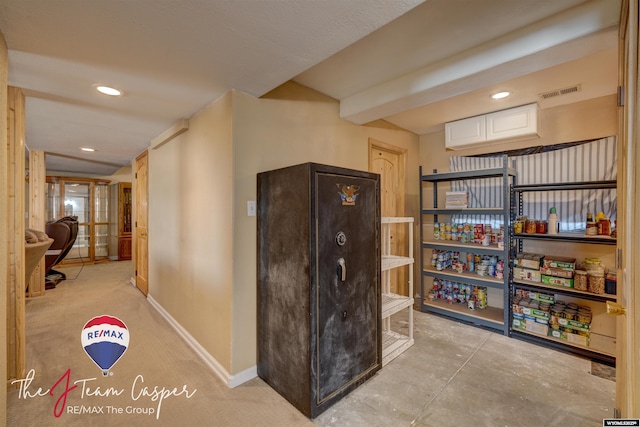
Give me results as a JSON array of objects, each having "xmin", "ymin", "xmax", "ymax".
[
  {"xmin": 85, "ymin": 329, "xmax": 125, "ymax": 340},
  {"xmin": 81, "ymin": 315, "xmax": 129, "ymax": 376}
]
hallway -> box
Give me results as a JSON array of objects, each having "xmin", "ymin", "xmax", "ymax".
[{"xmin": 7, "ymin": 261, "xmax": 615, "ymax": 426}]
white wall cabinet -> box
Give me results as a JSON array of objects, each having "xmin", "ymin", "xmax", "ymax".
[
  {"xmin": 445, "ymin": 103, "xmax": 539, "ymax": 150},
  {"xmin": 445, "ymin": 115, "xmax": 486, "ymax": 148},
  {"xmin": 381, "ymin": 217, "xmax": 414, "ymax": 366}
]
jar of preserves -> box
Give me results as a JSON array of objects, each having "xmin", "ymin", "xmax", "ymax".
[
  {"xmin": 583, "ymin": 258, "xmax": 605, "ymax": 275},
  {"xmin": 525, "ymin": 219, "xmax": 537, "ymax": 234},
  {"xmin": 574, "ymin": 270, "xmax": 588, "ymax": 291},
  {"xmin": 513, "ymin": 219, "xmax": 523, "ymax": 234},
  {"xmin": 598, "ymin": 217, "xmax": 612, "ymax": 236},
  {"xmin": 550, "ymin": 306, "xmax": 563, "ymax": 317},
  {"xmin": 577, "ymin": 311, "xmax": 592, "ymax": 324},
  {"xmin": 588, "ymin": 272, "xmax": 605, "ymax": 294},
  {"xmin": 536, "ymin": 220, "xmax": 548, "ymax": 234},
  {"xmin": 605, "ymin": 271, "xmax": 617, "ymax": 295}
]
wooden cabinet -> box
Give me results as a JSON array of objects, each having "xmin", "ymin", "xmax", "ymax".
[
  {"xmin": 110, "ymin": 182, "xmax": 132, "ymax": 260},
  {"xmin": 45, "ymin": 176, "xmax": 110, "ymax": 264}
]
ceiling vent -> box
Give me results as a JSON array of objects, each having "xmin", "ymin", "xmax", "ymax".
[{"xmin": 539, "ymin": 84, "xmax": 582, "ymax": 100}]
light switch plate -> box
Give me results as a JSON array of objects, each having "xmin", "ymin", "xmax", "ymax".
[{"xmin": 247, "ymin": 200, "xmax": 257, "ymax": 217}]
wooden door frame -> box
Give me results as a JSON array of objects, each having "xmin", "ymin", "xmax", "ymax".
[
  {"xmin": 6, "ymin": 86, "xmax": 26, "ymax": 385},
  {"xmin": 368, "ymin": 138, "xmax": 407, "ymax": 217},
  {"xmin": 616, "ymin": 0, "xmax": 639, "ymax": 416},
  {"xmin": 369, "ymin": 139, "xmax": 409, "ymax": 296},
  {"xmin": 134, "ymin": 150, "xmax": 148, "ymax": 295}
]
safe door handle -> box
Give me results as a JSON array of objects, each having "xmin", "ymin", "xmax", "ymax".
[{"xmin": 337, "ymin": 258, "xmax": 346, "ymax": 282}]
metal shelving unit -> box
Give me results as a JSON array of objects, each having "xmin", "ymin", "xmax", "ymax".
[
  {"xmin": 381, "ymin": 217, "xmax": 414, "ymax": 365},
  {"xmin": 419, "ymin": 156, "xmax": 516, "ymax": 335},
  {"xmin": 510, "ymin": 180, "xmax": 617, "ymax": 364}
]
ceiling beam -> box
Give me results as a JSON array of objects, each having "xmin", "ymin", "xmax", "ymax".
[{"xmin": 339, "ymin": 0, "xmax": 621, "ymax": 125}]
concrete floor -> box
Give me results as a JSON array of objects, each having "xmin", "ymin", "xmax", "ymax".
[{"xmin": 314, "ymin": 309, "xmax": 615, "ymax": 427}]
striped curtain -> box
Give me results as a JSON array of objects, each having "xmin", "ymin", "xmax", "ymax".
[
  {"xmin": 447, "ymin": 156, "xmax": 508, "ymax": 228},
  {"xmin": 450, "ymin": 136, "xmax": 617, "ymax": 231}
]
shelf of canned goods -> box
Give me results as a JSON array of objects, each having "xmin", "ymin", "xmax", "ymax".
[
  {"xmin": 419, "ymin": 156, "xmax": 516, "ymax": 335},
  {"xmin": 509, "ymin": 180, "xmax": 618, "ymax": 364}
]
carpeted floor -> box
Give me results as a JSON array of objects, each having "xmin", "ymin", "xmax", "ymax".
[
  {"xmin": 7, "ymin": 261, "xmax": 312, "ymax": 427},
  {"xmin": 7, "ymin": 260, "xmax": 616, "ymax": 427}
]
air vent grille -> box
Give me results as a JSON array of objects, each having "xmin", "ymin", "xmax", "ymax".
[{"xmin": 539, "ymin": 84, "xmax": 582, "ymax": 100}]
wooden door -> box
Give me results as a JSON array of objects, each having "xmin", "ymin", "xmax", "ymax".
[
  {"xmin": 369, "ymin": 139, "xmax": 407, "ymax": 295},
  {"xmin": 615, "ymin": 0, "xmax": 638, "ymax": 417},
  {"xmin": 135, "ymin": 151, "xmax": 149, "ymax": 296}
]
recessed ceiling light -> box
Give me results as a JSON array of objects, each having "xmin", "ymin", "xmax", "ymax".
[
  {"xmin": 95, "ymin": 85, "xmax": 122, "ymax": 96},
  {"xmin": 80, "ymin": 147, "xmax": 96, "ymax": 152},
  {"xmin": 491, "ymin": 91, "xmax": 511, "ymax": 100}
]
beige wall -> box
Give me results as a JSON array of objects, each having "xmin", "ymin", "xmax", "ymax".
[
  {"xmin": 231, "ymin": 88, "xmax": 420, "ymax": 373},
  {"xmin": 146, "ymin": 83, "xmax": 419, "ymax": 378},
  {"xmin": 148, "ymin": 92, "xmax": 235, "ymax": 370},
  {"xmin": 0, "ymin": 30, "xmax": 8, "ymax": 427}
]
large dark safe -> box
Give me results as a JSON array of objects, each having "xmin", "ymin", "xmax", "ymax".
[{"xmin": 257, "ymin": 162, "xmax": 381, "ymax": 418}]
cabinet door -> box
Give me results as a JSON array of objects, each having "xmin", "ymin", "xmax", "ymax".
[
  {"xmin": 486, "ymin": 103, "xmax": 538, "ymax": 141},
  {"xmin": 118, "ymin": 236, "xmax": 132, "ymax": 260},
  {"xmin": 445, "ymin": 115, "xmax": 486, "ymax": 149},
  {"xmin": 315, "ymin": 172, "xmax": 379, "ymax": 403}
]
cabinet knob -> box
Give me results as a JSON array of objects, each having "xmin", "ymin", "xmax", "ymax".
[{"xmin": 606, "ymin": 301, "xmax": 626, "ymax": 316}]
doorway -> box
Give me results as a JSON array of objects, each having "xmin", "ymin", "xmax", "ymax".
[
  {"xmin": 369, "ymin": 139, "xmax": 408, "ymax": 295},
  {"xmin": 134, "ymin": 151, "xmax": 149, "ymax": 296}
]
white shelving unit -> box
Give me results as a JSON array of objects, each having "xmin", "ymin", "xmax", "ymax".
[{"xmin": 381, "ymin": 217, "xmax": 414, "ymax": 366}]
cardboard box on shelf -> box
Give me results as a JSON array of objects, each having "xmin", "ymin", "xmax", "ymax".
[
  {"xmin": 521, "ymin": 307, "xmax": 550, "ymax": 320},
  {"xmin": 542, "ymin": 256, "xmax": 576, "ymax": 270},
  {"xmin": 549, "ymin": 329, "xmax": 589, "ymax": 347},
  {"xmin": 539, "ymin": 267, "xmax": 574, "ymax": 278},
  {"xmin": 513, "ymin": 317, "xmax": 549, "ymax": 336},
  {"xmin": 515, "ymin": 252, "xmax": 544, "ymax": 270},
  {"xmin": 513, "ymin": 266, "xmax": 541, "ymax": 282},
  {"xmin": 525, "ymin": 291, "xmax": 555, "ymax": 304},
  {"xmin": 445, "ymin": 191, "xmax": 468, "ymax": 208},
  {"xmin": 557, "ymin": 317, "xmax": 591, "ymax": 332},
  {"xmin": 541, "ymin": 274, "xmax": 574, "ymax": 288}
]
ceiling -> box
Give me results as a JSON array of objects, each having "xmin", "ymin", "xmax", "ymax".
[{"xmin": 0, "ymin": 0, "xmax": 620, "ymax": 175}]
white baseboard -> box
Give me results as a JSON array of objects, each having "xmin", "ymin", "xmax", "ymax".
[
  {"xmin": 146, "ymin": 295, "xmax": 256, "ymax": 388},
  {"xmin": 228, "ymin": 365, "xmax": 258, "ymax": 388},
  {"xmin": 129, "ymin": 277, "xmax": 136, "ymax": 287},
  {"xmin": 108, "ymin": 255, "xmax": 118, "ymax": 261}
]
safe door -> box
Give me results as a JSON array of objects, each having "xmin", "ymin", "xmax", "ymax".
[{"xmin": 313, "ymin": 171, "xmax": 381, "ymax": 406}]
